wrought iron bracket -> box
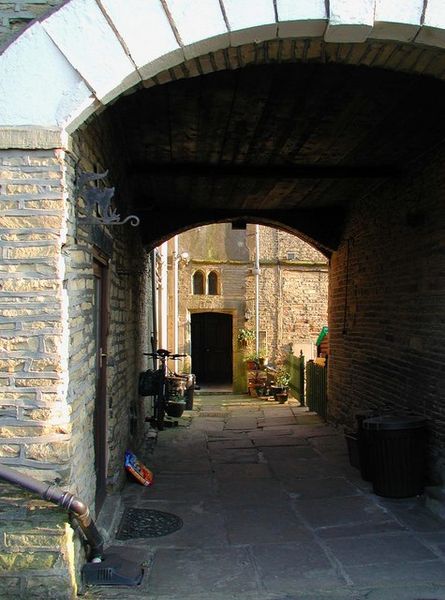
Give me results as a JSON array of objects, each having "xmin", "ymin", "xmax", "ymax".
[{"xmin": 76, "ymin": 169, "xmax": 140, "ymax": 227}]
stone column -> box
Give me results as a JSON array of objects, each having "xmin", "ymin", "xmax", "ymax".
[{"xmin": 0, "ymin": 128, "xmax": 77, "ymax": 599}]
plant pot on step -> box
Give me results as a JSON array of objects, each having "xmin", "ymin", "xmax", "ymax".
[
  {"xmin": 165, "ymin": 400, "xmax": 186, "ymax": 418},
  {"xmin": 275, "ymin": 392, "xmax": 288, "ymax": 404}
]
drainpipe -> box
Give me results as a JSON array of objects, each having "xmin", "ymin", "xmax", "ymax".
[
  {"xmin": 159, "ymin": 242, "xmax": 168, "ymax": 348},
  {"xmin": 254, "ymin": 225, "xmax": 260, "ymax": 355},
  {"xmin": 150, "ymin": 249, "xmax": 158, "ymax": 368},
  {"xmin": 0, "ymin": 464, "xmax": 104, "ymax": 561},
  {"xmin": 173, "ymin": 236, "xmax": 179, "ymax": 355}
]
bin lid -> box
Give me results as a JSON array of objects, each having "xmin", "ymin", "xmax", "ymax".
[{"xmin": 363, "ymin": 415, "xmax": 427, "ymax": 431}]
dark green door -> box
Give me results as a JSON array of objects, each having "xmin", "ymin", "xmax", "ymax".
[{"xmin": 191, "ymin": 313, "xmax": 232, "ymax": 384}]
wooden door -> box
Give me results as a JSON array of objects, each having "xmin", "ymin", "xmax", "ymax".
[
  {"xmin": 93, "ymin": 258, "xmax": 108, "ymax": 513},
  {"xmin": 191, "ymin": 313, "xmax": 232, "ymax": 384}
]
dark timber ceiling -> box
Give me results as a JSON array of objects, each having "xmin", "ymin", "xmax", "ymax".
[{"xmin": 103, "ymin": 63, "xmax": 445, "ymax": 251}]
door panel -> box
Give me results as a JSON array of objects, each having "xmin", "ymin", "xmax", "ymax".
[
  {"xmin": 191, "ymin": 313, "xmax": 232, "ymax": 384},
  {"xmin": 93, "ymin": 259, "xmax": 108, "ymax": 513}
]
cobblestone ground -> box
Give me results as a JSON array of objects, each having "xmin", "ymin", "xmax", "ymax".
[{"xmin": 83, "ymin": 394, "xmax": 445, "ymax": 600}]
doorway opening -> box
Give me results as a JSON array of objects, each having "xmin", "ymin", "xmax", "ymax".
[{"xmin": 191, "ymin": 313, "xmax": 233, "ymax": 387}]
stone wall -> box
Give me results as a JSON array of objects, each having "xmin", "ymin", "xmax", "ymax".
[
  {"xmin": 0, "ymin": 144, "xmax": 77, "ymax": 597},
  {"xmin": 245, "ymin": 226, "xmax": 329, "ymax": 364},
  {"xmin": 0, "ymin": 126, "xmax": 151, "ymax": 596},
  {"xmin": 328, "ymin": 147, "xmax": 445, "ymax": 484},
  {"xmin": 175, "ymin": 224, "xmax": 328, "ymax": 390},
  {"xmin": 0, "ymin": 0, "xmax": 62, "ymax": 49}
]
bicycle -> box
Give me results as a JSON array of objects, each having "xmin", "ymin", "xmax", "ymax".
[{"xmin": 143, "ymin": 349, "xmax": 187, "ymax": 430}]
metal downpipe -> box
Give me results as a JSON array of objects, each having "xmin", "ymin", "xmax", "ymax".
[{"xmin": 0, "ymin": 463, "xmax": 104, "ymax": 561}]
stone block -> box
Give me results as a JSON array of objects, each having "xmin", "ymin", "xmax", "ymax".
[
  {"xmin": 372, "ymin": 0, "xmax": 423, "ymax": 42},
  {"xmin": 15, "ymin": 378, "xmax": 60, "ymax": 388},
  {"xmin": 277, "ymin": 0, "xmax": 327, "ymax": 38},
  {"xmin": 0, "ymin": 551, "xmax": 60, "ymax": 570},
  {"xmin": 0, "ymin": 336, "xmax": 38, "ymax": 352},
  {"xmin": 0, "ymin": 23, "xmax": 93, "ymax": 129},
  {"xmin": 0, "ymin": 215, "xmax": 63, "ymax": 229},
  {"xmin": 0, "ymin": 444, "xmax": 20, "ymax": 458},
  {"xmin": 325, "ymin": 0, "xmax": 374, "ymax": 42},
  {"xmin": 0, "ymin": 359, "xmax": 26, "ymax": 372},
  {"xmin": 4, "ymin": 531, "xmax": 62, "ymax": 549},
  {"xmin": 0, "ymin": 577, "xmax": 20, "ymax": 597},
  {"xmin": 25, "ymin": 441, "xmax": 70, "ymax": 463},
  {"xmin": 30, "ymin": 358, "xmax": 62, "ymax": 373},
  {"xmin": 42, "ymin": 0, "xmax": 139, "ymax": 103},
  {"xmin": 100, "ymin": 0, "xmax": 180, "ymax": 70},
  {"xmin": 7, "ymin": 245, "xmax": 58, "ymax": 259},
  {"xmin": 24, "ymin": 576, "xmax": 74, "ymax": 600}
]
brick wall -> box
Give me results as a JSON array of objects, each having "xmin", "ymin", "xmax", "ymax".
[{"xmin": 328, "ymin": 149, "xmax": 445, "ymax": 484}]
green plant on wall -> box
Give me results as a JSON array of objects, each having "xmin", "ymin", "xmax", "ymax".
[{"xmin": 237, "ymin": 328, "xmax": 255, "ymax": 347}]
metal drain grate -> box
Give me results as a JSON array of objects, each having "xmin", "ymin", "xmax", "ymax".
[{"xmin": 116, "ymin": 508, "xmax": 183, "ymax": 540}]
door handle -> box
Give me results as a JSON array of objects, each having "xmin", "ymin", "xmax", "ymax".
[{"xmin": 99, "ymin": 349, "xmax": 107, "ymax": 368}]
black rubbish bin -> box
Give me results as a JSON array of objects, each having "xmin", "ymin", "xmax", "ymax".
[{"xmin": 363, "ymin": 415, "xmax": 427, "ymax": 498}]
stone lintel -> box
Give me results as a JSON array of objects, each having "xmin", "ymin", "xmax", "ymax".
[{"xmin": 0, "ymin": 127, "xmax": 71, "ymax": 151}]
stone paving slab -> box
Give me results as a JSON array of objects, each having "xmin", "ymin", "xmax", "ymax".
[
  {"xmin": 208, "ymin": 448, "xmax": 259, "ymax": 463},
  {"xmin": 294, "ymin": 495, "xmax": 394, "ymax": 529},
  {"xmin": 207, "ymin": 439, "xmax": 255, "ymax": 449},
  {"xmin": 223, "ymin": 505, "xmax": 308, "ymax": 544},
  {"xmin": 130, "ymin": 474, "xmax": 217, "ymax": 504},
  {"xmin": 217, "ymin": 479, "xmax": 290, "ymax": 507},
  {"xmin": 146, "ymin": 547, "xmax": 259, "ymax": 596},
  {"xmin": 261, "ymin": 446, "xmax": 319, "ymax": 461},
  {"xmin": 213, "ymin": 463, "xmax": 273, "ymax": 480},
  {"xmin": 258, "ymin": 416, "xmax": 298, "ymax": 427},
  {"xmin": 224, "ymin": 417, "xmax": 258, "ymax": 430},
  {"xmin": 251, "ymin": 541, "xmax": 347, "ymax": 593},
  {"xmin": 252, "ymin": 436, "xmax": 310, "ymax": 447},
  {"xmin": 281, "ymin": 476, "xmax": 360, "ymax": 499},
  {"xmin": 268, "ymin": 458, "xmax": 335, "ymax": 480},
  {"xmin": 324, "ymin": 532, "xmax": 436, "ymax": 566},
  {"xmin": 248, "ymin": 427, "xmax": 298, "ymax": 438},
  {"xmin": 345, "ymin": 558, "xmax": 445, "ymax": 587}
]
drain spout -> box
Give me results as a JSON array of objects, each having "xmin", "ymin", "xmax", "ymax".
[{"xmin": 0, "ymin": 464, "xmax": 104, "ymax": 560}]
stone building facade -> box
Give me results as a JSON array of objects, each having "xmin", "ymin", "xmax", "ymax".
[
  {"xmin": 169, "ymin": 224, "xmax": 328, "ymax": 392},
  {"xmin": 1, "ymin": 1, "xmax": 445, "ymax": 598}
]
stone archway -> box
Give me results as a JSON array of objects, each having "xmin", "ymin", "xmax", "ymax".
[
  {"xmin": 2, "ymin": 3, "xmax": 445, "ymax": 596},
  {"xmin": 1, "ymin": 0, "xmax": 445, "ymax": 134}
]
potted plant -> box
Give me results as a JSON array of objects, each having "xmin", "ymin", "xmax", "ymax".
[
  {"xmin": 237, "ymin": 328, "xmax": 256, "ymax": 348},
  {"xmin": 271, "ymin": 369, "xmax": 290, "ymax": 403}
]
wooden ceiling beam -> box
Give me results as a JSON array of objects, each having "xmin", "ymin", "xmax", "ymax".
[{"xmin": 131, "ymin": 162, "xmax": 398, "ymax": 179}]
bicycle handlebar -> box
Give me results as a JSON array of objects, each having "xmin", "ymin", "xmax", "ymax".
[{"xmin": 143, "ymin": 350, "xmax": 187, "ymax": 359}]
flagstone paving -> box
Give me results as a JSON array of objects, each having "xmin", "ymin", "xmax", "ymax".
[{"xmin": 86, "ymin": 394, "xmax": 445, "ymax": 600}]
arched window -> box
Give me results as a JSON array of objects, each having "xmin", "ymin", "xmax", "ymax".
[
  {"xmin": 208, "ymin": 271, "xmax": 218, "ymax": 295},
  {"xmin": 192, "ymin": 270, "xmax": 205, "ymax": 295}
]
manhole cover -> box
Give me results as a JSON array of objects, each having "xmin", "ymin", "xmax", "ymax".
[{"xmin": 116, "ymin": 508, "xmax": 183, "ymax": 540}]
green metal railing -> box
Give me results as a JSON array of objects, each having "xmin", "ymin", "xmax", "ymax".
[
  {"xmin": 286, "ymin": 351, "xmax": 305, "ymax": 406},
  {"xmin": 306, "ymin": 360, "xmax": 327, "ymax": 419}
]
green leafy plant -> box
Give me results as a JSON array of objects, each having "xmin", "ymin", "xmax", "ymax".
[
  {"xmin": 275, "ymin": 369, "xmax": 291, "ymax": 388},
  {"xmin": 237, "ymin": 328, "xmax": 256, "ymax": 346}
]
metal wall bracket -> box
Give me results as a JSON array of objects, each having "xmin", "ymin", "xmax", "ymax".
[{"xmin": 76, "ymin": 170, "xmax": 140, "ymax": 227}]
